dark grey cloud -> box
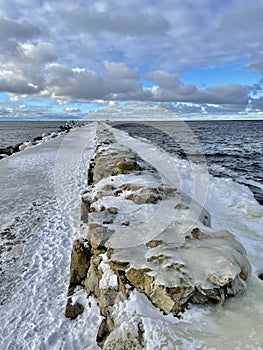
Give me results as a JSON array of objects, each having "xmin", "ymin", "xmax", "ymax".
[
  {"xmin": 103, "ymin": 61, "xmax": 151, "ymax": 100},
  {"xmin": 0, "ymin": 63, "xmax": 43, "ymax": 94},
  {"xmin": 43, "ymin": 62, "xmax": 148, "ymax": 101},
  {"xmin": 45, "ymin": 64, "xmax": 106, "ymax": 100},
  {"xmin": 0, "ymin": 16, "xmax": 40, "ymax": 43},
  {"xmin": 0, "ymin": 41, "xmax": 55, "ymax": 95},
  {"xmin": 2, "ymin": 0, "xmax": 263, "ymax": 73},
  {"xmin": 248, "ymin": 97, "xmax": 263, "ymax": 112},
  {"xmin": 199, "ymin": 84, "xmax": 249, "ymax": 105},
  {"xmin": 146, "ymin": 71, "xmax": 249, "ymax": 105},
  {"xmin": 61, "ymin": 8, "xmax": 170, "ymax": 35},
  {"xmin": 19, "ymin": 42, "xmax": 56, "ymax": 64}
]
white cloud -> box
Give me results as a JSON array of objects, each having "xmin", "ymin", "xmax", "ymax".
[
  {"xmin": 0, "ymin": 63, "xmax": 42, "ymax": 94},
  {"xmin": 19, "ymin": 42, "xmax": 56, "ymax": 64},
  {"xmin": 64, "ymin": 107, "xmax": 81, "ymax": 113},
  {"xmin": 94, "ymin": 100, "xmax": 117, "ymax": 106}
]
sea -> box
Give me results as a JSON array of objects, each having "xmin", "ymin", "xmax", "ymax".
[
  {"xmin": 113, "ymin": 120, "xmax": 263, "ymax": 205},
  {"xmin": 0, "ymin": 121, "xmax": 67, "ymax": 148},
  {"xmin": 0, "ymin": 119, "xmax": 262, "ymax": 349}
]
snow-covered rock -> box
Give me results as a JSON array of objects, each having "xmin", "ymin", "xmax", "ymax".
[{"xmin": 66, "ymin": 125, "xmax": 251, "ymax": 348}]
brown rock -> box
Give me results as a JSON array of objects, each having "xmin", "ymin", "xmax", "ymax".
[
  {"xmin": 146, "ymin": 240, "xmax": 164, "ymax": 248},
  {"xmin": 84, "ymin": 255, "xmax": 102, "ymax": 296},
  {"xmin": 101, "ymin": 184, "xmax": 115, "ymax": 191},
  {"xmin": 88, "ymin": 223, "xmax": 114, "ymax": 249},
  {"xmin": 116, "ymin": 161, "xmax": 136, "ymax": 170},
  {"xmin": 65, "ymin": 298, "xmax": 84, "ymax": 319},
  {"xmin": 126, "ymin": 268, "xmax": 154, "ymax": 295},
  {"xmin": 96, "ymin": 319, "xmax": 109, "ymax": 344},
  {"xmin": 120, "ymin": 184, "xmax": 143, "ymax": 191},
  {"xmin": 69, "ymin": 240, "xmax": 91, "ymax": 289}
]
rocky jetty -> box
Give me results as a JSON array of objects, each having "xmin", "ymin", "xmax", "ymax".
[{"xmin": 65, "ymin": 125, "xmax": 251, "ymax": 349}]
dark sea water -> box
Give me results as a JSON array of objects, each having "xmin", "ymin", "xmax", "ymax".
[
  {"xmin": 113, "ymin": 120, "xmax": 263, "ymax": 204},
  {"xmin": 0, "ymin": 121, "xmax": 66, "ymax": 148}
]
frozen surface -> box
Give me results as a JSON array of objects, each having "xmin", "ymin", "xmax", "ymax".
[
  {"xmin": 0, "ymin": 123, "xmax": 102, "ymax": 349},
  {"xmin": 107, "ymin": 125, "xmax": 263, "ymax": 349},
  {"xmin": 0, "ymin": 123, "xmax": 263, "ymax": 349}
]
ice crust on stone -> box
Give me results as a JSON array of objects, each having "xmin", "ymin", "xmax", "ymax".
[{"xmin": 69, "ymin": 124, "xmax": 253, "ymax": 348}]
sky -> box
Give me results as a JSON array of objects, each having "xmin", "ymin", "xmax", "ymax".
[{"xmin": 1, "ymin": 0, "xmax": 263, "ymax": 120}]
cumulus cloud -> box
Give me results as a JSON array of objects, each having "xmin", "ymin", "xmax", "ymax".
[
  {"xmin": 0, "ymin": 56, "xmax": 252, "ymax": 108},
  {"xmin": 0, "ymin": 40, "xmax": 56, "ymax": 95},
  {"xmin": 146, "ymin": 71, "xmax": 249, "ymax": 105},
  {"xmin": 45, "ymin": 64, "xmax": 106, "ymax": 100},
  {"xmin": 0, "ymin": 0, "xmax": 262, "ymax": 116},
  {"xmin": 199, "ymin": 84, "xmax": 249, "ymax": 105},
  {"xmin": 146, "ymin": 71, "xmax": 182, "ymax": 89},
  {"xmin": 43, "ymin": 61, "xmax": 143, "ymax": 101},
  {"xmin": 103, "ymin": 61, "xmax": 151, "ymax": 100},
  {"xmin": 6, "ymin": 60, "xmax": 243, "ymax": 108},
  {"xmin": 19, "ymin": 42, "xmax": 56, "ymax": 64},
  {"xmin": 0, "ymin": 63, "xmax": 43, "ymax": 94},
  {"xmin": 42, "ymin": 61, "xmax": 146, "ymax": 101}
]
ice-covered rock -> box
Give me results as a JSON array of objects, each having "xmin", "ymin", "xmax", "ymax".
[
  {"xmin": 18, "ymin": 143, "xmax": 28, "ymax": 151},
  {"xmin": 66, "ymin": 125, "xmax": 251, "ymax": 348}
]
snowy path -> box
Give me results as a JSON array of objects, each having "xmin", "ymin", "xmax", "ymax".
[{"xmin": 0, "ymin": 123, "xmax": 102, "ymax": 350}]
